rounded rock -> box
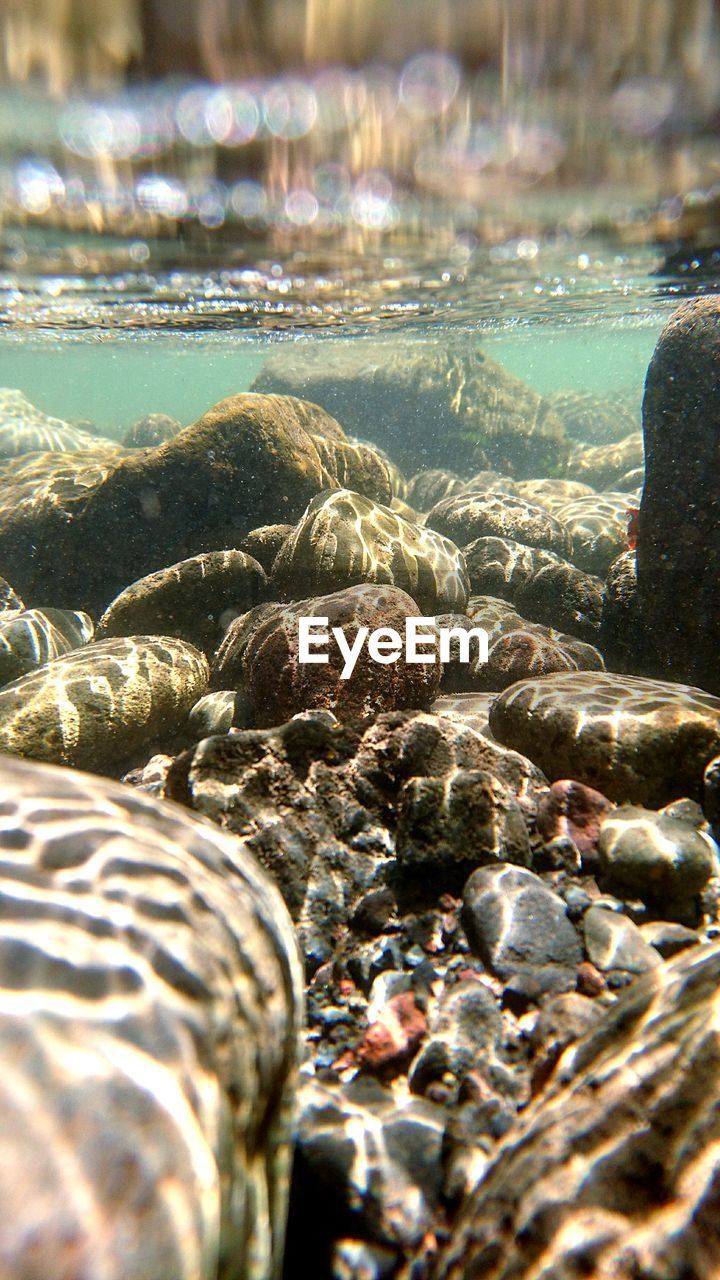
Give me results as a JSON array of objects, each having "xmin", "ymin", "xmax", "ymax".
[
  {"xmin": 489, "ymin": 670, "xmax": 720, "ymax": 806},
  {"xmin": 0, "ymin": 635, "xmax": 209, "ymax": 770},
  {"xmin": 96, "ymin": 550, "xmax": 267, "ymax": 653},
  {"xmin": 598, "ymin": 805, "xmax": 718, "ymax": 904}
]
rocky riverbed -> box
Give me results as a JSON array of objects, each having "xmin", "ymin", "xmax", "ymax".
[{"xmin": 0, "ymin": 303, "xmax": 718, "ymax": 1280}]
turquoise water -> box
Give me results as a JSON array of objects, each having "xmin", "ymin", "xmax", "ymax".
[
  {"xmin": 0, "ymin": 237, "xmax": 690, "ymax": 433},
  {"xmin": 0, "ymin": 325, "xmax": 660, "ymax": 434}
]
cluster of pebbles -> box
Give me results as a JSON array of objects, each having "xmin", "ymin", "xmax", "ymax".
[{"xmin": 0, "ymin": 301, "xmax": 718, "ymax": 1280}]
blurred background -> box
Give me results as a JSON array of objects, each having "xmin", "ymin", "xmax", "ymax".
[{"xmin": 0, "ymin": 0, "xmax": 719, "ymax": 260}]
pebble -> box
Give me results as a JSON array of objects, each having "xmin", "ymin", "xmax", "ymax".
[
  {"xmin": 598, "ymin": 805, "xmax": 718, "ymax": 907},
  {"xmin": 462, "ymin": 864, "xmax": 582, "ymax": 993},
  {"xmin": 583, "ymin": 905, "xmax": 662, "ymax": 974}
]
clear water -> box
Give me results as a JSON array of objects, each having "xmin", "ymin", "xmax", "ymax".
[{"xmin": 0, "ymin": 237, "xmax": 702, "ymax": 433}]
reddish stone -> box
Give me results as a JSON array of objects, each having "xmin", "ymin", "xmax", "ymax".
[
  {"xmin": 536, "ymin": 779, "xmax": 613, "ymax": 860},
  {"xmin": 355, "ymin": 992, "xmax": 427, "ymax": 1073},
  {"xmin": 576, "ymin": 961, "xmax": 607, "ymax": 997}
]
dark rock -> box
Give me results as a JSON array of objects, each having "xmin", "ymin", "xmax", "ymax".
[
  {"xmin": 251, "ymin": 341, "xmax": 570, "ymax": 477},
  {"xmin": 598, "ymin": 805, "xmax": 718, "ymax": 907},
  {"xmin": 96, "ymin": 549, "xmax": 267, "ymax": 653},
  {"xmin": 396, "ymin": 769, "xmax": 531, "ymax": 870},
  {"xmin": 583, "ymin": 905, "xmax": 662, "ymax": 974},
  {"xmin": 638, "ymin": 298, "xmax": 720, "ymax": 691},
  {"xmin": 462, "ymin": 864, "xmax": 582, "ymax": 993}
]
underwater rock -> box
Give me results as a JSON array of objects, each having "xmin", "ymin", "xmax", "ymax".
[
  {"xmin": 240, "ymin": 524, "xmax": 294, "ymax": 573},
  {"xmin": 188, "ymin": 689, "xmax": 239, "ymax": 739},
  {"xmin": 431, "ymin": 692, "xmax": 495, "ymax": 735},
  {"xmin": 0, "ymin": 635, "xmax": 208, "ymax": 771},
  {"xmin": 0, "ymin": 393, "xmax": 380, "ymax": 614},
  {"xmin": 461, "ymin": 471, "xmax": 517, "ymax": 495},
  {"xmin": 270, "ymin": 488, "xmax": 469, "ymax": 615},
  {"xmin": 462, "ymin": 864, "xmax": 582, "ymax": 994},
  {"xmin": 489, "ymin": 670, "xmax": 720, "ymax": 806},
  {"xmin": 546, "ymin": 387, "xmax": 639, "ymax": 445},
  {"xmin": 638, "ymin": 297, "xmax": 720, "ymax": 692},
  {"xmin": 536, "ymin": 779, "xmax": 613, "ymax": 863},
  {"xmin": 465, "ymin": 594, "xmax": 604, "ymax": 672},
  {"xmin": 251, "ymin": 342, "xmax": 571, "ymax": 477},
  {"xmin": 514, "ymin": 477, "xmax": 594, "ymax": 510},
  {"xmin": 406, "ymin": 469, "xmax": 467, "ymax": 511},
  {"xmin": 396, "ymin": 769, "xmax": 531, "ymax": 869},
  {"xmin": 463, "ymin": 535, "xmax": 604, "ymax": 641},
  {"xmin": 164, "ymin": 714, "xmax": 385, "ymax": 960},
  {"xmin": 598, "ymin": 548, "xmax": 651, "ymax": 673},
  {"xmin": 294, "ymin": 1077, "xmax": 446, "ymax": 1251},
  {"xmin": 483, "ymin": 629, "xmax": 577, "ymax": 690},
  {"xmin": 96, "ymin": 550, "xmax": 267, "ymax": 653},
  {"xmin": 583, "ymin": 906, "xmax": 662, "ymax": 974},
  {"xmin": 598, "ymin": 805, "xmax": 718, "ymax": 906},
  {"xmin": 0, "ymin": 575, "xmax": 24, "ymax": 613},
  {"xmin": 0, "ymin": 388, "xmax": 118, "ymax": 457},
  {"xmin": 427, "ymin": 491, "xmax": 572, "ymax": 558},
  {"xmin": 433, "ymin": 939, "xmax": 720, "ymax": 1280},
  {"xmin": 554, "ymin": 491, "xmax": 630, "ymax": 575},
  {"xmin": 0, "ymin": 607, "xmax": 93, "ymax": 685},
  {"xmin": 121, "ymin": 411, "xmax": 181, "ymax": 448},
  {"xmin": 0, "ymin": 754, "xmax": 302, "ymax": 1280},
  {"xmin": 568, "ymin": 431, "xmax": 644, "ymax": 490},
  {"xmin": 228, "ymin": 584, "xmax": 441, "ymax": 726}
]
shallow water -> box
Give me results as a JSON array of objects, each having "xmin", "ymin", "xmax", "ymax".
[{"xmin": 0, "ymin": 236, "xmax": 697, "ymax": 431}]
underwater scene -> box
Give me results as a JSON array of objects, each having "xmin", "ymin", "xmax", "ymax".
[{"xmin": 1, "ymin": 3, "xmax": 720, "ymax": 1280}]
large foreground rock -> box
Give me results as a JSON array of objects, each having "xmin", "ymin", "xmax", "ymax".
[
  {"xmin": 638, "ymin": 297, "xmax": 720, "ymax": 692},
  {"xmin": 433, "ymin": 940, "xmax": 720, "ymax": 1280},
  {"xmin": 0, "ymin": 755, "xmax": 302, "ymax": 1280}
]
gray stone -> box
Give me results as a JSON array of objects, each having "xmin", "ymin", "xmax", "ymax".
[
  {"xmin": 583, "ymin": 905, "xmax": 662, "ymax": 974},
  {"xmin": 598, "ymin": 805, "xmax": 718, "ymax": 905},
  {"xmin": 462, "ymin": 864, "xmax": 582, "ymax": 993},
  {"xmin": 396, "ymin": 770, "xmax": 531, "ymax": 870}
]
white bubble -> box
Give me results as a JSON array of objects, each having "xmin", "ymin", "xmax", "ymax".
[
  {"xmin": 400, "ymin": 51, "xmax": 460, "ymax": 118},
  {"xmin": 263, "ymin": 79, "xmax": 317, "ymax": 139},
  {"xmin": 135, "ymin": 175, "xmax": 188, "ymax": 218},
  {"xmin": 284, "ymin": 188, "xmax": 319, "ymax": 225}
]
